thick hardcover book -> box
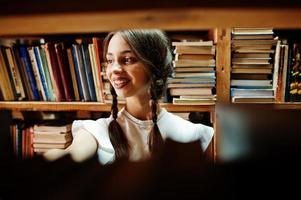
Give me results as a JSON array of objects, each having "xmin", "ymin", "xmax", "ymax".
[
  {"xmin": 55, "ymin": 43, "xmax": 74, "ymax": 101},
  {"xmin": 45, "ymin": 43, "xmax": 65, "ymax": 101},
  {"xmin": 66, "ymin": 48, "xmax": 80, "ymax": 101},
  {"xmin": 19, "ymin": 46, "xmax": 40, "ymax": 100},
  {"xmin": 5, "ymin": 48, "xmax": 25, "ymax": 100},
  {"xmin": 39, "ymin": 46, "xmax": 55, "ymax": 101},
  {"xmin": 27, "ymin": 47, "xmax": 46, "ymax": 100},
  {"xmin": 92, "ymin": 37, "xmax": 105, "ymax": 102},
  {"xmin": 12, "ymin": 46, "xmax": 33, "ymax": 100},
  {"xmin": 0, "ymin": 48, "xmax": 15, "ymax": 100},
  {"xmin": 80, "ymin": 42, "xmax": 97, "ymax": 101},
  {"xmin": 71, "ymin": 45, "xmax": 84, "ymax": 101},
  {"xmin": 73, "ymin": 44, "xmax": 90, "ymax": 101},
  {"xmin": 89, "ymin": 43, "xmax": 102, "ymax": 102},
  {"xmin": 1, "ymin": 47, "xmax": 18, "ymax": 100},
  {"xmin": 33, "ymin": 46, "xmax": 50, "ymax": 101}
]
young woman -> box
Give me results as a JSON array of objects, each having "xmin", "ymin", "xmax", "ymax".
[{"xmin": 44, "ymin": 29, "xmax": 214, "ymax": 164}]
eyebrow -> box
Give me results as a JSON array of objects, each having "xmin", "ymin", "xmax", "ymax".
[{"xmin": 106, "ymin": 50, "xmax": 133, "ymax": 56}]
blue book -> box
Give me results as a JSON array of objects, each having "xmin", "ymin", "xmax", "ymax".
[
  {"xmin": 33, "ymin": 46, "xmax": 50, "ymax": 101},
  {"xmin": 73, "ymin": 44, "xmax": 90, "ymax": 101},
  {"xmin": 19, "ymin": 46, "xmax": 40, "ymax": 101},
  {"xmin": 80, "ymin": 43, "xmax": 97, "ymax": 101},
  {"xmin": 71, "ymin": 45, "xmax": 84, "ymax": 101}
]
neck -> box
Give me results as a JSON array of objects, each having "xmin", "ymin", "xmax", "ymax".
[{"xmin": 125, "ymin": 95, "xmax": 160, "ymax": 121}]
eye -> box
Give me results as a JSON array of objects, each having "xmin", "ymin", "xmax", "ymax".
[{"xmin": 124, "ymin": 57, "xmax": 136, "ymax": 65}]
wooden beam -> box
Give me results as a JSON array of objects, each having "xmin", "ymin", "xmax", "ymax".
[{"xmin": 1, "ymin": 8, "xmax": 301, "ymax": 35}]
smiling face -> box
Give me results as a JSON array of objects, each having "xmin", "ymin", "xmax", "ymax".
[{"xmin": 106, "ymin": 33, "xmax": 151, "ymax": 99}]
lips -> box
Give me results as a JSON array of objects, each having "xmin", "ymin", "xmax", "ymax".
[{"xmin": 112, "ymin": 77, "xmax": 130, "ymax": 89}]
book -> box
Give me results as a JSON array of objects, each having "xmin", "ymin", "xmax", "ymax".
[
  {"xmin": 173, "ymin": 59, "xmax": 215, "ymax": 67},
  {"xmin": 172, "ymin": 40, "xmax": 213, "ymax": 46},
  {"xmin": 167, "ymin": 83, "xmax": 215, "ymax": 88},
  {"xmin": 232, "ymin": 28, "xmax": 274, "ymax": 35},
  {"xmin": 71, "ymin": 45, "xmax": 84, "ymax": 101},
  {"xmin": 32, "ymin": 142, "xmax": 71, "ymax": 149},
  {"xmin": 80, "ymin": 42, "xmax": 97, "ymax": 101},
  {"xmin": 231, "ymin": 68, "xmax": 272, "ymax": 74},
  {"xmin": 92, "ymin": 37, "xmax": 105, "ymax": 103},
  {"xmin": 66, "ymin": 47, "xmax": 80, "ymax": 101},
  {"xmin": 173, "ymin": 67, "xmax": 214, "ymax": 72},
  {"xmin": 4, "ymin": 47, "xmax": 25, "ymax": 100},
  {"xmin": 28, "ymin": 47, "xmax": 46, "ymax": 100},
  {"xmin": 55, "ymin": 43, "xmax": 74, "ymax": 101},
  {"xmin": 231, "ymin": 96, "xmax": 275, "ymax": 103},
  {"xmin": 73, "ymin": 44, "xmax": 91, "ymax": 101},
  {"xmin": 0, "ymin": 48, "xmax": 15, "ymax": 100},
  {"xmin": 169, "ymin": 87, "xmax": 213, "ymax": 96},
  {"xmin": 231, "ymin": 88, "xmax": 274, "ymax": 97},
  {"xmin": 39, "ymin": 46, "xmax": 55, "ymax": 101},
  {"xmin": 33, "ymin": 46, "xmax": 50, "ymax": 101},
  {"xmin": 233, "ymin": 53, "xmax": 272, "ymax": 59},
  {"xmin": 174, "ymin": 46, "xmax": 215, "ymax": 55},
  {"xmin": 33, "ymin": 121, "xmax": 72, "ymax": 132},
  {"xmin": 232, "ymin": 58, "xmax": 271, "ymax": 65},
  {"xmin": 45, "ymin": 43, "xmax": 65, "ymax": 101},
  {"xmin": 231, "ymin": 79, "xmax": 272, "ymax": 87},
  {"xmin": 33, "ymin": 132, "xmax": 72, "ymax": 144},
  {"xmin": 172, "ymin": 97, "xmax": 215, "ymax": 105},
  {"xmin": 173, "ymin": 72, "xmax": 215, "ymax": 78},
  {"xmin": 167, "ymin": 77, "xmax": 216, "ymax": 83},
  {"xmin": 175, "ymin": 54, "xmax": 214, "ymax": 61}
]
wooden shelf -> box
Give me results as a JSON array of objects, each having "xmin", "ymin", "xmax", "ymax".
[
  {"xmin": 1, "ymin": 7, "xmax": 301, "ymax": 35},
  {"xmin": 0, "ymin": 101, "xmax": 215, "ymax": 112},
  {"xmin": 231, "ymin": 102, "xmax": 301, "ymax": 109}
]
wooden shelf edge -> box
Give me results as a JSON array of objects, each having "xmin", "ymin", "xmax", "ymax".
[
  {"xmin": 1, "ymin": 8, "xmax": 301, "ymax": 35},
  {"xmin": 231, "ymin": 102, "xmax": 301, "ymax": 109},
  {"xmin": 0, "ymin": 101, "xmax": 215, "ymax": 112}
]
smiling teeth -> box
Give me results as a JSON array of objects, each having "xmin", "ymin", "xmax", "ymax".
[{"xmin": 113, "ymin": 78, "xmax": 129, "ymax": 88}]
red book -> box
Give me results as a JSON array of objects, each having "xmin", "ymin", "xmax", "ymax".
[
  {"xmin": 92, "ymin": 37, "xmax": 105, "ymax": 102},
  {"xmin": 45, "ymin": 43, "xmax": 65, "ymax": 101},
  {"xmin": 55, "ymin": 43, "xmax": 74, "ymax": 101}
]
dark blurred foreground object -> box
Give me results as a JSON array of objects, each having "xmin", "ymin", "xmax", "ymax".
[
  {"xmin": 217, "ymin": 103, "xmax": 301, "ymax": 162},
  {"xmin": 0, "ymin": 110, "xmax": 13, "ymax": 162},
  {"xmin": 2, "ymin": 104, "xmax": 301, "ymax": 199}
]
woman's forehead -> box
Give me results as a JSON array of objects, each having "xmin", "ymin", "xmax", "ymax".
[{"xmin": 108, "ymin": 34, "xmax": 132, "ymax": 54}]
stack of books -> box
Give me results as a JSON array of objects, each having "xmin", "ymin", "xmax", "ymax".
[
  {"xmin": 168, "ymin": 40, "xmax": 216, "ymax": 105},
  {"xmin": 231, "ymin": 28, "xmax": 278, "ymax": 103},
  {"xmin": 32, "ymin": 121, "xmax": 72, "ymax": 153}
]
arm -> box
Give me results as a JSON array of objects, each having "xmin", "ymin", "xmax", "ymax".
[{"xmin": 43, "ymin": 129, "xmax": 98, "ymax": 162}]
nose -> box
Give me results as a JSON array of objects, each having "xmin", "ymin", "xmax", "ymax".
[{"xmin": 111, "ymin": 62, "xmax": 123, "ymax": 74}]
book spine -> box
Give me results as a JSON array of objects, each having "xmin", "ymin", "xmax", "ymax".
[
  {"xmin": 66, "ymin": 48, "xmax": 80, "ymax": 101},
  {"xmin": 27, "ymin": 47, "xmax": 46, "ymax": 101},
  {"xmin": 1, "ymin": 47, "xmax": 18, "ymax": 100},
  {"xmin": 39, "ymin": 46, "xmax": 55, "ymax": 101},
  {"xmin": 74, "ymin": 44, "xmax": 90, "ymax": 101},
  {"xmin": 55, "ymin": 43, "xmax": 74, "ymax": 101},
  {"xmin": 81, "ymin": 43, "xmax": 96, "ymax": 101},
  {"xmin": 34, "ymin": 46, "xmax": 50, "ymax": 101},
  {"xmin": 71, "ymin": 45, "xmax": 84, "ymax": 101},
  {"xmin": 19, "ymin": 46, "xmax": 40, "ymax": 100}
]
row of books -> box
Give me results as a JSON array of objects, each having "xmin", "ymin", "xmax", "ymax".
[
  {"xmin": 230, "ymin": 28, "xmax": 277, "ymax": 103},
  {"xmin": 230, "ymin": 28, "xmax": 301, "ymax": 103},
  {"xmin": 11, "ymin": 121, "xmax": 72, "ymax": 159},
  {"xmin": 168, "ymin": 39, "xmax": 216, "ymax": 105},
  {"xmin": 0, "ymin": 37, "xmax": 106, "ymax": 102}
]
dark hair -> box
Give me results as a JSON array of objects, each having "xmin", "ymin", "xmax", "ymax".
[{"xmin": 103, "ymin": 29, "xmax": 172, "ymax": 159}]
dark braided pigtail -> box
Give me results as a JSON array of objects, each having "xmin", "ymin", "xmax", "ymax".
[
  {"xmin": 108, "ymin": 85, "xmax": 130, "ymax": 159},
  {"xmin": 148, "ymin": 81, "xmax": 164, "ymax": 153}
]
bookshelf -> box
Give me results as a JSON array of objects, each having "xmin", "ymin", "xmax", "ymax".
[
  {"xmin": 0, "ymin": 101, "xmax": 215, "ymax": 112},
  {"xmin": 1, "ymin": 1, "xmax": 301, "ymax": 161}
]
